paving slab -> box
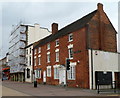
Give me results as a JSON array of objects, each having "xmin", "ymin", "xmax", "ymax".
[{"xmin": 2, "ymin": 80, "xmax": 120, "ymax": 96}]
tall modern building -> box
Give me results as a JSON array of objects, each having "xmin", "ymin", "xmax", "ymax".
[{"xmin": 8, "ymin": 23, "xmax": 28, "ymax": 81}]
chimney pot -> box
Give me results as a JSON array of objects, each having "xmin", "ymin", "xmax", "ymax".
[
  {"xmin": 97, "ymin": 3, "xmax": 103, "ymax": 11},
  {"xmin": 52, "ymin": 23, "xmax": 58, "ymax": 34}
]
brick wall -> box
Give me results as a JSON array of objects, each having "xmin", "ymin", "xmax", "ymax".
[
  {"xmin": 33, "ymin": 4, "xmax": 117, "ymax": 89},
  {"xmin": 33, "ymin": 27, "xmax": 90, "ymax": 88},
  {"xmin": 88, "ymin": 3, "xmax": 117, "ymax": 52}
]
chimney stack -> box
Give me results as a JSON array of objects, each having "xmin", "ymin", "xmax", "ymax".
[
  {"xmin": 97, "ymin": 3, "xmax": 103, "ymax": 12},
  {"xmin": 34, "ymin": 23, "xmax": 40, "ymax": 29},
  {"xmin": 52, "ymin": 23, "xmax": 58, "ymax": 34}
]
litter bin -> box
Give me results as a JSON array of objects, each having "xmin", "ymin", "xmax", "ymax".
[{"xmin": 34, "ymin": 81, "xmax": 37, "ymax": 87}]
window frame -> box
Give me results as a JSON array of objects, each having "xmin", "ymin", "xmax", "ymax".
[
  {"xmin": 26, "ymin": 49, "xmax": 28, "ymax": 55},
  {"xmin": 35, "ymin": 69, "xmax": 41, "ymax": 79},
  {"xmin": 38, "ymin": 55, "xmax": 41, "ymax": 65},
  {"xmin": 69, "ymin": 33, "xmax": 73, "ymax": 42},
  {"xmin": 29, "ymin": 56, "xmax": 31, "ymax": 66},
  {"xmin": 69, "ymin": 48, "xmax": 73, "ymax": 59},
  {"xmin": 67, "ymin": 66, "xmax": 75, "ymax": 80},
  {"xmin": 47, "ymin": 43, "xmax": 50, "ymax": 50},
  {"xmin": 26, "ymin": 57, "xmax": 28, "ymax": 65},
  {"xmin": 38, "ymin": 47, "xmax": 41, "ymax": 53},
  {"xmin": 54, "ymin": 67, "xmax": 59, "ymax": 79},
  {"xmin": 47, "ymin": 66, "xmax": 51, "ymax": 77},
  {"xmin": 55, "ymin": 51, "xmax": 59, "ymax": 62},
  {"xmin": 27, "ymin": 68, "xmax": 30, "ymax": 78},
  {"xmin": 55, "ymin": 39, "xmax": 59, "ymax": 47},
  {"xmin": 47, "ymin": 52, "xmax": 50, "ymax": 63},
  {"xmin": 34, "ymin": 49, "xmax": 37, "ymax": 55},
  {"xmin": 30, "ymin": 48, "xmax": 31, "ymax": 54},
  {"xmin": 34, "ymin": 57, "xmax": 36, "ymax": 66}
]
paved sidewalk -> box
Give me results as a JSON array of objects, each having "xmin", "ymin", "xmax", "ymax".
[
  {"xmin": 2, "ymin": 80, "xmax": 120, "ymax": 96},
  {"xmin": 2, "ymin": 86, "xmax": 30, "ymax": 96}
]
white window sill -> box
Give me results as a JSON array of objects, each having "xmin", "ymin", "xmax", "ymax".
[
  {"xmin": 69, "ymin": 57, "xmax": 73, "ymax": 60},
  {"xmin": 55, "ymin": 45, "xmax": 59, "ymax": 47},
  {"xmin": 67, "ymin": 79, "xmax": 75, "ymax": 80},
  {"xmin": 47, "ymin": 76, "xmax": 51, "ymax": 77},
  {"xmin": 47, "ymin": 48, "xmax": 50, "ymax": 50},
  {"xmin": 68, "ymin": 40, "xmax": 73, "ymax": 42},
  {"xmin": 54, "ymin": 78, "xmax": 59, "ymax": 79}
]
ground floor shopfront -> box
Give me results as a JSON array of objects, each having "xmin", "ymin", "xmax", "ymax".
[
  {"xmin": 88, "ymin": 49, "xmax": 120, "ymax": 89},
  {"xmin": 10, "ymin": 72, "xmax": 25, "ymax": 82}
]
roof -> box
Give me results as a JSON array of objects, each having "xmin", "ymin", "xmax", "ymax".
[
  {"xmin": 25, "ymin": 43, "xmax": 33, "ymax": 49},
  {"xmin": 34, "ymin": 10, "xmax": 97, "ymax": 49}
]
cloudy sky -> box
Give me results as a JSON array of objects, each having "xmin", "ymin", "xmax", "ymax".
[{"xmin": 0, "ymin": 1, "xmax": 119, "ymax": 59}]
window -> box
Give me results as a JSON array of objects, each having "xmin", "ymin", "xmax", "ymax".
[
  {"xmin": 47, "ymin": 66, "xmax": 51, "ymax": 77},
  {"xmin": 69, "ymin": 33, "xmax": 73, "ymax": 42},
  {"xmin": 67, "ymin": 66, "xmax": 75, "ymax": 80},
  {"xmin": 56, "ymin": 51, "xmax": 59, "ymax": 62},
  {"xmin": 30, "ymin": 48, "xmax": 31, "ymax": 54},
  {"xmin": 34, "ymin": 58, "xmax": 36, "ymax": 66},
  {"xmin": 26, "ymin": 49, "xmax": 28, "ymax": 55},
  {"xmin": 69, "ymin": 48, "xmax": 73, "ymax": 59},
  {"xmin": 26, "ymin": 57, "xmax": 28, "ymax": 65},
  {"xmin": 47, "ymin": 52, "xmax": 50, "ymax": 63},
  {"xmin": 54, "ymin": 67, "xmax": 59, "ymax": 79},
  {"xmin": 27, "ymin": 68, "xmax": 30, "ymax": 78},
  {"xmin": 38, "ymin": 47, "xmax": 41, "ymax": 53},
  {"xmin": 47, "ymin": 43, "xmax": 50, "ymax": 50},
  {"xmin": 34, "ymin": 49, "xmax": 37, "ymax": 54},
  {"xmin": 35, "ymin": 69, "xmax": 41, "ymax": 78},
  {"xmin": 55, "ymin": 39, "xmax": 59, "ymax": 47},
  {"xmin": 38, "ymin": 55, "xmax": 41, "ymax": 65},
  {"xmin": 29, "ymin": 56, "xmax": 31, "ymax": 66}
]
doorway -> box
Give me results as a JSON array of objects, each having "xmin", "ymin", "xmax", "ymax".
[
  {"xmin": 59, "ymin": 67, "xmax": 66, "ymax": 85},
  {"xmin": 43, "ymin": 71, "xmax": 46, "ymax": 84}
]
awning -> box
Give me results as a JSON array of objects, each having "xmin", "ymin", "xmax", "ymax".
[{"xmin": 2, "ymin": 67, "xmax": 10, "ymax": 71}]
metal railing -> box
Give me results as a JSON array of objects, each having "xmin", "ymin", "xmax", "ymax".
[{"xmin": 97, "ymin": 81, "xmax": 120, "ymax": 94}]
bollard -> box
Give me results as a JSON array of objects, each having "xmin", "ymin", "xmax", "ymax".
[
  {"xmin": 34, "ymin": 81, "xmax": 37, "ymax": 88},
  {"xmin": 97, "ymin": 83, "xmax": 100, "ymax": 94},
  {"xmin": 114, "ymin": 81, "xmax": 116, "ymax": 93}
]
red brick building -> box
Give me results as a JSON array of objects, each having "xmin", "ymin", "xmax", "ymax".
[{"xmin": 33, "ymin": 3, "xmax": 117, "ymax": 89}]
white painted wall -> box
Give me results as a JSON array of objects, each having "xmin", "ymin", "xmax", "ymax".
[
  {"xmin": 25, "ymin": 24, "xmax": 51, "ymax": 83},
  {"xmin": 25, "ymin": 45, "xmax": 33, "ymax": 83},
  {"xmin": 28, "ymin": 24, "xmax": 51, "ymax": 45},
  {"xmin": 88, "ymin": 49, "xmax": 119, "ymax": 89}
]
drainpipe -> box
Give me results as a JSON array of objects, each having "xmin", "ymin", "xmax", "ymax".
[
  {"xmin": 86, "ymin": 24, "xmax": 94, "ymax": 89},
  {"xmin": 91, "ymin": 48, "xmax": 94, "ymax": 89}
]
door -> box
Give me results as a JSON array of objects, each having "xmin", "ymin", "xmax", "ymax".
[
  {"xmin": 95, "ymin": 71, "xmax": 112, "ymax": 88},
  {"xmin": 43, "ymin": 71, "xmax": 46, "ymax": 83},
  {"xmin": 115, "ymin": 72, "xmax": 120, "ymax": 88},
  {"xmin": 59, "ymin": 68, "xmax": 66, "ymax": 85}
]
